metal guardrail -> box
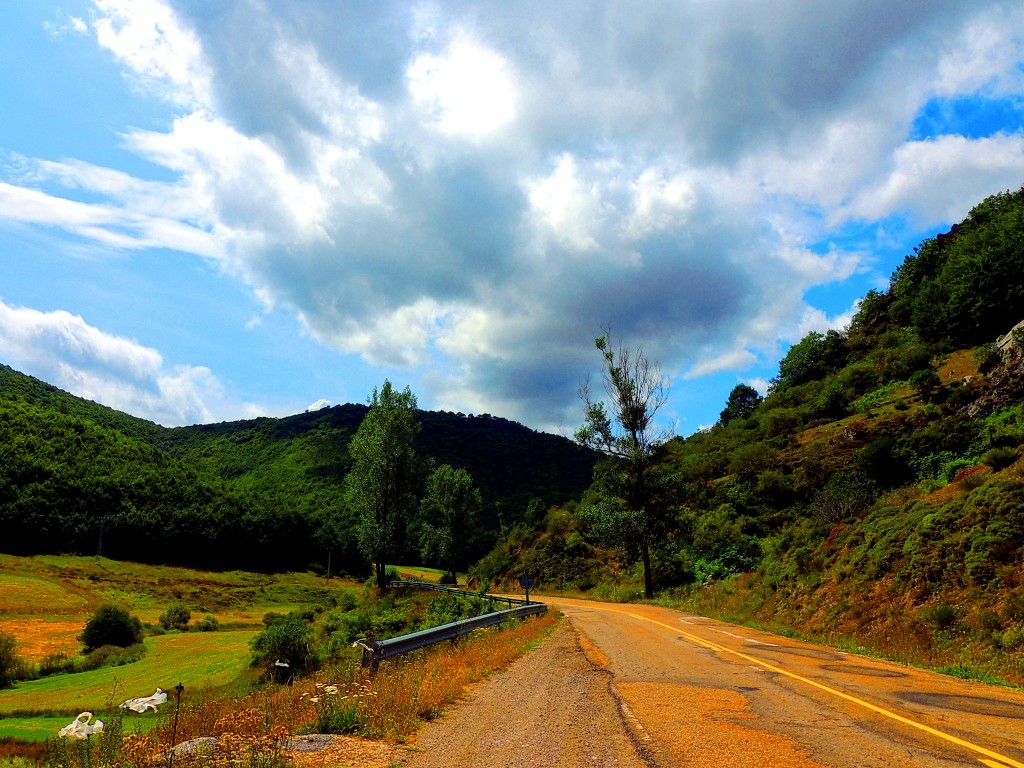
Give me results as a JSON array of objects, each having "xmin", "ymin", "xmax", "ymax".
[{"xmin": 355, "ymin": 583, "xmax": 546, "ymax": 670}]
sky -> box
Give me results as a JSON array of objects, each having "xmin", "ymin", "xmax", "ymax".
[{"xmin": 1, "ymin": 1, "xmax": 1024, "ymax": 436}]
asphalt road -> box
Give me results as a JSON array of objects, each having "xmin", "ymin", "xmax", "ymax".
[{"xmin": 541, "ymin": 596, "xmax": 1024, "ymax": 768}]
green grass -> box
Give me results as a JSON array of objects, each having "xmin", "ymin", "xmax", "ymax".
[
  {"xmin": 0, "ymin": 631, "xmax": 256, "ymax": 716},
  {"xmin": 392, "ymin": 566, "xmax": 467, "ymax": 584}
]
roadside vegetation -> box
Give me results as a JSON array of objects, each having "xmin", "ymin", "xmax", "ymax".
[{"xmin": 0, "ymin": 554, "xmax": 553, "ymax": 764}]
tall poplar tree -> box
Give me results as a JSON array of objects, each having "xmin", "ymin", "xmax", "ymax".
[{"xmin": 347, "ymin": 381, "xmax": 420, "ymax": 588}]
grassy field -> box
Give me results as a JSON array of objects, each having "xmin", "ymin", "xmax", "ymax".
[
  {"xmin": 393, "ymin": 565, "xmax": 467, "ymax": 584},
  {"xmin": 0, "ymin": 554, "xmax": 361, "ymax": 658},
  {"xmin": 0, "ymin": 631, "xmax": 257, "ymax": 716},
  {"xmin": 0, "ymin": 554, "xmax": 366, "ymax": 742}
]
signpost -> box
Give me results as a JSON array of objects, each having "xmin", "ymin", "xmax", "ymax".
[{"xmin": 518, "ymin": 574, "xmax": 535, "ymax": 604}]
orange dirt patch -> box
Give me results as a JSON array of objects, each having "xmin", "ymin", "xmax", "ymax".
[
  {"xmin": 616, "ymin": 682, "xmax": 829, "ymax": 768},
  {"xmin": 287, "ymin": 736, "xmax": 405, "ymax": 768},
  {"xmin": 937, "ymin": 348, "xmax": 980, "ymax": 385},
  {"xmin": 1, "ymin": 619, "xmax": 83, "ymax": 661},
  {"xmin": 575, "ymin": 627, "xmax": 610, "ymax": 668}
]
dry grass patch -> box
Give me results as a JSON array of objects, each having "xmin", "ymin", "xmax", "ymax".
[{"xmin": 0, "ymin": 620, "xmax": 82, "ymax": 661}]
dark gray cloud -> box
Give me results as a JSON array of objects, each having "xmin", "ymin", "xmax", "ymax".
[{"xmin": 20, "ymin": 0, "xmax": 1023, "ymax": 429}]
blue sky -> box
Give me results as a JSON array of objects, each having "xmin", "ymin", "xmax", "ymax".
[{"xmin": 1, "ymin": 1, "xmax": 1024, "ymax": 436}]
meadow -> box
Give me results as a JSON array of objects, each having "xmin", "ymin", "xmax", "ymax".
[
  {"xmin": 0, "ymin": 555, "xmax": 363, "ymax": 742},
  {"xmin": 0, "ymin": 554, "xmax": 555, "ymax": 759}
]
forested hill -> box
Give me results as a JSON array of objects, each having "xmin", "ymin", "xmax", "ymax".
[
  {"xmin": 0, "ymin": 364, "xmax": 596, "ymax": 572},
  {"xmin": 474, "ymin": 186, "xmax": 1024, "ymax": 681}
]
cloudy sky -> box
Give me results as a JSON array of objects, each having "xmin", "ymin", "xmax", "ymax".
[{"xmin": 2, "ymin": 1, "xmax": 1024, "ymax": 434}]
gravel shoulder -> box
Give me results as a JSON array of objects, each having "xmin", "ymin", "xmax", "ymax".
[{"xmin": 400, "ymin": 619, "xmax": 652, "ymax": 768}]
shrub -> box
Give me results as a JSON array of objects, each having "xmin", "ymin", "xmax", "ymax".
[
  {"xmin": 79, "ymin": 605, "xmax": 144, "ymax": 652},
  {"xmin": 83, "ymin": 643, "xmax": 145, "ymax": 670},
  {"xmin": 306, "ymin": 694, "xmax": 365, "ymax": 735},
  {"xmin": 813, "ymin": 379, "xmax": 851, "ymax": 417},
  {"xmin": 194, "ymin": 614, "xmax": 220, "ymax": 632},
  {"xmin": 983, "ymin": 446, "xmax": 1019, "ymax": 471},
  {"xmin": 727, "ymin": 442, "xmax": 777, "ymax": 477},
  {"xmin": 38, "ymin": 652, "xmax": 76, "ymax": 677},
  {"xmin": 1004, "ymin": 593, "xmax": 1024, "ymax": 623},
  {"xmin": 158, "ymin": 603, "xmax": 192, "ymax": 631},
  {"xmin": 909, "ymin": 369, "xmax": 941, "ymax": 401},
  {"xmin": 851, "ymin": 381, "xmax": 903, "ymax": 413},
  {"xmin": 813, "ymin": 470, "xmax": 877, "ymax": 524},
  {"xmin": 251, "ymin": 614, "xmax": 314, "ymax": 681},
  {"xmin": 974, "ymin": 343, "xmax": 1001, "ymax": 372},
  {"xmin": 0, "ymin": 631, "xmax": 29, "ymax": 689},
  {"xmin": 924, "ymin": 603, "xmax": 958, "ymax": 630}
]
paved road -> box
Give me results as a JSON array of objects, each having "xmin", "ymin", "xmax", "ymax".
[{"xmin": 542, "ymin": 596, "xmax": 1024, "ymax": 768}]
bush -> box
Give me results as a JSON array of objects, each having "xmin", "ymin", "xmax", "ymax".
[
  {"xmin": 79, "ymin": 605, "xmax": 144, "ymax": 652},
  {"xmin": 909, "ymin": 369, "xmax": 941, "ymax": 401},
  {"xmin": 924, "ymin": 603, "xmax": 958, "ymax": 630},
  {"xmin": 38, "ymin": 652, "xmax": 76, "ymax": 677},
  {"xmin": 194, "ymin": 614, "xmax": 220, "ymax": 632},
  {"xmin": 306, "ymin": 694, "xmax": 365, "ymax": 735},
  {"xmin": 83, "ymin": 643, "xmax": 145, "ymax": 670},
  {"xmin": 158, "ymin": 603, "xmax": 192, "ymax": 631},
  {"xmin": 813, "ymin": 470, "xmax": 877, "ymax": 524},
  {"xmin": 251, "ymin": 614, "xmax": 314, "ymax": 681},
  {"xmin": 983, "ymin": 446, "xmax": 1019, "ymax": 471},
  {"xmin": 0, "ymin": 631, "xmax": 29, "ymax": 689}
]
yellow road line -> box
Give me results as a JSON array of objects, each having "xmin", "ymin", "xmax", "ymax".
[{"xmin": 563, "ymin": 602, "xmax": 1024, "ymax": 768}]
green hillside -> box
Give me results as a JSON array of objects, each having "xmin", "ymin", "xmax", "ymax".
[
  {"xmin": 0, "ymin": 368, "xmax": 596, "ymax": 573},
  {"xmin": 474, "ymin": 187, "xmax": 1024, "ymax": 683}
]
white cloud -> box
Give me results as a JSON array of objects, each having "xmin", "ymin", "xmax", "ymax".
[
  {"xmin": 0, "ymin": 300, "xmax": 259, "ymax": 426},
  {"xmin": 933, "ymin": 7, "xmax": 1024, "ymax": 97},
  {"xmin": 92, "ymin": 0, "xmax": 211, "ymax": 107},
  {"xmin": 306, "ymin": 398, "xmax": 332, "ymax": 412},
  {"xmin": 525, "ymin": 154, "xmax": 604, "ymax": 253},
  {"xmin": 5, "ymin": 0, "xmax": 1024, "ymax": 430},
  {"xmin": 407, "ymin": 32, "xmax": 518, "ymax": 139},
  {"xmin": 842, "ymin": 134, "xmax": 1024, "ymax": 227}
]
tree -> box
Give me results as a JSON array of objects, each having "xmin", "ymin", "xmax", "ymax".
[
  {"xmin": 576, "ymin": 330, "xmax": 672, "ymax": 598},
  {"xmin": 420, "ymin": 464, "xmax": 482, "ymax": 584},
  {"xmin": 813, "ymin": 469, "xmax": 877, "ymax": 525},
  {"xmin": 79, "ymin": 604, "xmax": 143, "ymax": 652},
  {"xmin": 909, "ymin": 368, "xmax": 941, "ymax": 401},
  {"xmin": 347, "ymin": 381, "xmax": 421, "ymax": 589},
  {"xmin": 719, "ymin": 384, "xmax": 763, "ymax": 425},
  {"xmin": 771, "ymin": 330, "xmax": 848, "ymax": 390}
]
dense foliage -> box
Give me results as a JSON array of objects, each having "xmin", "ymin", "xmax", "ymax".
[
  {"xmin": 888, "ymin": 188, "xmax": 1024, "ymax": 346},
  {"xmin": 0, "ymin": 394, "xmax": 312, "ymax": 570},
  {"xmin": 79, "ymin": 604, "xmax": 144, "ymax": 652}
]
